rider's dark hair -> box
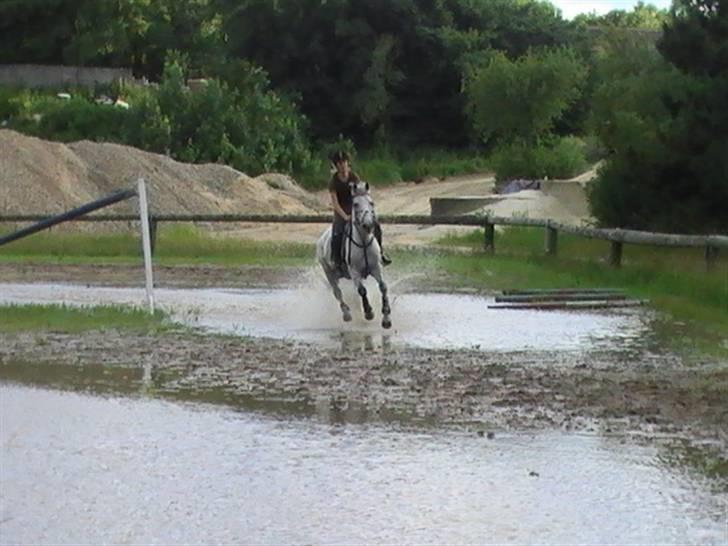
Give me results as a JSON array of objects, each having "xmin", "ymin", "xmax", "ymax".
[{"xmin": 330, "ymin": 150, "xmax": 350, "ymax": 164}]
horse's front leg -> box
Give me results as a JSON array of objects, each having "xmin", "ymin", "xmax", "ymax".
[
  {"xmin": 352, "ymin": 275, "xmax": 374, "ymax": 321},
  {"xmin": 325, "ymin": 266, "xmax": 352, "ymax": 322},
  {"xmin": 371, "ymin": 267, "xmax": 391, "ymax": 329}
]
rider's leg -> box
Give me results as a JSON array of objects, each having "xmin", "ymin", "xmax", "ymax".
[
  {"xmin": 374, "ymin": 221, "xmax": 392, "ymax": 266},
  {"xmin": 331, "ymin": 216, "xmax": 346, "ymax": 271}
]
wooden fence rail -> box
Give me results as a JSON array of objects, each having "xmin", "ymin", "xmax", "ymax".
[{"xmin": 1, "ymin": 213, "xmax": 726, "ymax": 270}]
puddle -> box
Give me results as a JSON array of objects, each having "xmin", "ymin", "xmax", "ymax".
[
  {"xmin": 0, "ymin": 282, "xmax": 653, "ymax": 352},
  {"xmin": 1, "ymin": 384, "xmax": 725, "ymax": 545}
]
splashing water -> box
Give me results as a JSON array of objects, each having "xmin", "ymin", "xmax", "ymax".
[{"xmin": 1, "ymin": 277, "xmax": 653, "ymax": 354}]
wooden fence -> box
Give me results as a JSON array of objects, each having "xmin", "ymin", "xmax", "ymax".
[{"xmin": 0, "ymin": 213, "xmax": 726, "ymax": 270}]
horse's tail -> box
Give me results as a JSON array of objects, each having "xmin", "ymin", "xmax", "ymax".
[{"xmin": 316, "ymin": 225, "xmax": 333, "ymax": 266}]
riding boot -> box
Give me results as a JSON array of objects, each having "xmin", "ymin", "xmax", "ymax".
[
  {"xmin": 331, "ymin": 232, "xmax": 345, "ymax": 273},
  {"xmin": 374, "ymin": 222, "xmax": 392, "ymax": 266}
]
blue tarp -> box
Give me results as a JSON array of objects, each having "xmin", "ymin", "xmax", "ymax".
[{"xmin": 499, "ymin": 179, "xmax": 542, "ymax": 194}]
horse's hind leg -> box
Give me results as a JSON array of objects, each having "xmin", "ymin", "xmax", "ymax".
[
  {"xmin": 355, "ymin": 281, "xmax": 374, "ymax": 321},
  {"xmin": 325, "ymin": 267, "xmax": 352, "ymax": 322}
]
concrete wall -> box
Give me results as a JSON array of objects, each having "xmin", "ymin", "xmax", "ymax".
[{"xmin": 0, "ymin": 64, "xmax": 134, "ymax": 88}]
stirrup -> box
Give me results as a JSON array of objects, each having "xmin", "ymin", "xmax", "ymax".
[{"xmin": 382, "ymin": 254, "xmax": 392, "ymax": 266}]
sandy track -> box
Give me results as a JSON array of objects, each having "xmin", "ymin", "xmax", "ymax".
[{"xmin": 216, "ymin": 170, "xmax": 596, "ymax": 246}]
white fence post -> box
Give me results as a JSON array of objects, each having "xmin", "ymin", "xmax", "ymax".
[{"xmin": 137, "ymin": 178, "xmax": 155, "ymax": 314}]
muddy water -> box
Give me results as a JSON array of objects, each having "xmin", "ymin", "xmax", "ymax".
[
  {"xmin": 1, "ymin": 384, "xmax": 726, "ymax": 545},
  {"xmin": 3, "ymin": 280, "xmax": 726, "ymax": 543},
  {"xmin": 0, "ymin": 282, "xmax": 652, "ymax": 353}
]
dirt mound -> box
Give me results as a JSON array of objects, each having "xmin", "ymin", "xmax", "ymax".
[{"xmin": 0, "ymin": 130, "xmax": 325, "ymax": 218}]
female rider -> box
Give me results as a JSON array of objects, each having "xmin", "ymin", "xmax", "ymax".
[{"xmin": 328, "ymin": 151, "xmax": 391, "ymax": 273}]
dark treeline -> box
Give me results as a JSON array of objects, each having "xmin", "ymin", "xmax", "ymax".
[
  {"xmin": 0, "ymin": 0, "xmax": 581, "ymax": 146},
  {"xmin": 1, "ymin": 0, "xmax": 726, "ymax": 233}
]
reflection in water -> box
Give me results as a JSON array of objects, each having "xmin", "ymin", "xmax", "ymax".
[
  {"xmin": 1, "ymin": 384, "xmax": 725, "ymax": 546},
  {"xmin": 0, "ymin": 361, "xmax": 317, "ymax": 420},
  {"xmin": 142, "ymin": 361, "xmax": 152, "ymax": 390},
  {"xmin": 336, "ymin": 331, "xmax": 393, "ymax": 353},
  {"xmin": 0, "ymin": 360, "xmax": 144, "ymax": 396}
]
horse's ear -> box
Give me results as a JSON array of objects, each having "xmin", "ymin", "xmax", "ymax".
[{"xmin": 365, "ymin": 182, "xmax": 370, "ymax": 192}]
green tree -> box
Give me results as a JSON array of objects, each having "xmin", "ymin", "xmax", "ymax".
[
  {"xmin": 0, "ymin": 0, "xmax": 224, "ymax": 80},
  {"xmin": 138, "ymin": 0, "xmax": 225, "ymax": 79},
  {"xmin": 215, "ymin": 0, "xmax": 576, "ymax": 145},
  {"xmin": 465, "ymin": 47, "xmax": 587, "ymax": 146},
  {"xmin": 573, "ymin": 1, "xmax": 669, "ymax": 29},
  {"xmin": 63, "ymin": 0, "xmax": 151, "ymax": 68},
  {"xmin": 587, "ymin": 25, "xmax": 675, "ymax": 150},
  {"xmin": 0, "ymin": 0, "xmax": 81, "ymax": 63},
  {"xmin": 589, "ymin": 0, "xmax": 728, "ymax": 232}
]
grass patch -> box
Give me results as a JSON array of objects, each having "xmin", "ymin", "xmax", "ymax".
[
  {"xmin": 0, "ymin": 225, "xmax": 316, "ymax": 267},
  {"xmin": 154, "ymin": 225, "xmax": 313, "ymax": 265},
  {"xmin": 663, "ymin": 440, "xmax": 728, "ymax": 483},
  {"xmin": 0, "ymin": 228, "xmax": 141, "ymax": 258},
  {"xmin": 0, "ymin": 304, "xmax": 173, "ymax": 333}
]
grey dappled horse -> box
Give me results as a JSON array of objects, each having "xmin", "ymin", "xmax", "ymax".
[{"xmin": 316, "ymin": 181, "xmax": 392, "ymax": 329}]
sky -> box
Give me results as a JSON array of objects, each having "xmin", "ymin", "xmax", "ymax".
[{"xmin": 549, "ymin": 0, "xmax": 672, "ymax": 19}]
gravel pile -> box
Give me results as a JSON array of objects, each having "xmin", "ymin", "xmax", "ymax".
[{"xmin": 0, "ymin": 130, "xmax": 325, "ymax": 220}]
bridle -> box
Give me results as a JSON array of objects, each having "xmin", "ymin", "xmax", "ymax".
[{"xmin": 345, "ymin": 191, "xmax": 376, "ymax": 274}]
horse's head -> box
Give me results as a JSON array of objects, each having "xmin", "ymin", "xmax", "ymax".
[{"xmin": 351, "ymin": 182, "xmax": 376, "ymax": 234}]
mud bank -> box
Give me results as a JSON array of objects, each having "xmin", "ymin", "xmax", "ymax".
[{"xmin": 1, "ymin": 329, "xmax": 726, "ymax": 450}]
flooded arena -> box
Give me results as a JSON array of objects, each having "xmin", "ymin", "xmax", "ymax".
[{"xmin": 1, "ymin": 265, "xmax": 726, "ymax": 544}]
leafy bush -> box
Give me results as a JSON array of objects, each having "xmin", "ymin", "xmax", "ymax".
[
  {"xmin": 0, "ymin": 87, "xmax": 25, "ymax": 119},
  {"xmin": 36, "ymin": 97, "xmax": 128, "ymax": 142},
  {"xmin": 357, "ymin": 158, "xmax": 403, "ymax": 185},
  {"xmin": 490, "ymin": 137, "xmax": 587, "ymax": 181},
  {"xmin": 120, "ymin": 90, "xmax": 171, "ymax": 153},
  {"xmin": 156, "ymin": 56, "xmax": 315, "ymax": 175},
  {"xmin": 400, "ymin": 151, "xmax": 490, "ymax": 181},
  {"xmin": 0, "ymin": 55, "xmax": 316, "ymax": 178},
  {"xmin": 295, "ymin": 146, "xmax": 490, "ymax": 191}
]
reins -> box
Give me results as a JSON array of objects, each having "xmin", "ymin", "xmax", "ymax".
[{"xmin": 345, "ymin": 211, "xmax": 375, "ymax": 276}]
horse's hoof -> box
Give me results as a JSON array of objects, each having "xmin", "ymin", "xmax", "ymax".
[
  {"xmin": 382, "ymin": 318, "xmax": 392, "ymax": 329},
  {"xmin": 365, "ymin": 311, "xmax": 374, "ymax": 321},
  {"xmin": 343, "ymin": 312, "xmax": 353, "ymax": 322}
]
